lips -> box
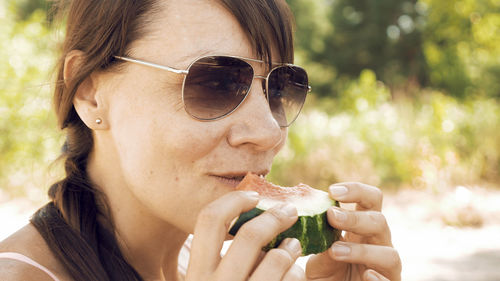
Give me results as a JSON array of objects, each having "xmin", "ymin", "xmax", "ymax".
[
  {"xmin": 211, "ymin": 171, "xmax": 268, "ymax": 188},
  {"xmin": 212, "ymin": 175, "xmax": 244, "ymax": 188},
  {"xmin": 218, "ymin": 175, "xmax": 246, "ymax": 181}
]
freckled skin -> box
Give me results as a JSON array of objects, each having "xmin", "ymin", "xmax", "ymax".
[
  {"xmin": 73, "ymin": 1, "xmax": 290, "ymax": 278},
  {"xmin": 88, "ymin": 0, "xmax": 287, "ymax": 238},
  {"xmin": 1, "ymin": 2, "xmax": 401, "ymax": 280}
]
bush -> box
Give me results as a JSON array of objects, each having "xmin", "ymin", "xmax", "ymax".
[
  {"xmin": 1, "ymin": 1, "xmax": 498, "ymax": 200},
  {"xmin": 269, "ymin": 70, "xmax": 500, "ymax": 191},
  {"xmin": 0, "ymin": 3, "xmax": 63, "ymax": 200}
]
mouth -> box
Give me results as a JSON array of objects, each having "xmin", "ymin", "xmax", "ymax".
[{"xmin": 211, "ymin": 171, "xmax": 267, "ymax": 188}]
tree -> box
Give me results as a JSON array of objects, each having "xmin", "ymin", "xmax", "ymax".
[{"xmin": 288, "ymin": 0, "xmax": 500, "ymax": 98}]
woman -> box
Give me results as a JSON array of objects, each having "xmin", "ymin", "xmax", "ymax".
[{"xmin": 0, "ymin": 0, "xmax": 401, "ymax": 280}]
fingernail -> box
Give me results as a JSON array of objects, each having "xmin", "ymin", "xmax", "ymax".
[
  {"xmin": 331, "ymin": 243, "xmax": 351, "ymax": 256},
  {"xmin": 332, "ymin": 208, "xmax": 347, "ymax": 222},
  {"xmin": 329, "ymin": 185, "xmax": 348, "ymax": 197},
  {"xmin": 366, "ymin": 271, "xmax": 381, "ymax": 281},
  {"xmin": 242, "ymin": 191, "xmax": 259, "ymax": 199},
  {"xmin": 284, "ymin": 238, "xmax": 302, "ymax": 255},
  {"xmin": 279, "ymin": 203, "xmax": 297, "ymax": 217}
]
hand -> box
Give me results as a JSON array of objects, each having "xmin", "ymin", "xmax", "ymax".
[
  {"xmin": 186, "ymin": 191, "xmax": 307, "ymax": 281},
  {"xmin": 305, "ymin": 183, "xmax": 401, "ymax": 281}
]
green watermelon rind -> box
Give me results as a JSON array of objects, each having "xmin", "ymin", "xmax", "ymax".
[{"xmin": 228, "ymin": 200, "xmax": 341, "ymax": 255}]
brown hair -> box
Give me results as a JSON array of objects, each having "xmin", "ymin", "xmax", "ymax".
[{"xmin": 31, "ymin": 1, "xmax": 295, "ymax": 280}]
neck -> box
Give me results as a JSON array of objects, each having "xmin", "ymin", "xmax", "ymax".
[
  {"xmin": 88, "ymin": 148, "xmax": 188, "ymax": 281},
  {"xmin": 113, "ymin": 211, "xmax": 187, "ymax": 281}
]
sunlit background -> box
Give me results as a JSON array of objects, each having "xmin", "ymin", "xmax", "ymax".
[{"xmin": 1, "ymin": 0, "xmax": 499, "ymax": 280}]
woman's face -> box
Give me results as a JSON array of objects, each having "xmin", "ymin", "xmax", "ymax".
[{"xmin": 97, "ymin": 0, "xmax": 287, "ymax": 233}]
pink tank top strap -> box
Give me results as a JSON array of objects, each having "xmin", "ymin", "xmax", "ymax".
[{"xmin": 0, "ymin": 252, "xmax": 60, "ymax": 281}]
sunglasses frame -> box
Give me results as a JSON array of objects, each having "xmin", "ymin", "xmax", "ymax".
[{"xmin": 114, "ymin": 54, "xmax": 311, "ymax": 127}]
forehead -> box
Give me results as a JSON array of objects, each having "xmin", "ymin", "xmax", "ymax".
[{"xmin": 129, "ymin": 0, "xmax": 257, "ymax": 68}]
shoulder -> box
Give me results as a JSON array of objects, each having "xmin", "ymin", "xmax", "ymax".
[
  {"xmin": 0, "ymin": 224, "xmax": 72, "ymax": 281},
  {"xmin": 0, "ymin": 257, "xmax": 57, "ymax": 281}
]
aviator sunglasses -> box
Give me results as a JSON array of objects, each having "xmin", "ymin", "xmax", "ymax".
[{"xmin": 114, "ymin": 55, "xmax": 311, "ymax": 127}]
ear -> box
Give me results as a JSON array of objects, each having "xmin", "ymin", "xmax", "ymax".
[{"xmin": 64, "ymin": 50, "xmax": 110, "ymax": 130}]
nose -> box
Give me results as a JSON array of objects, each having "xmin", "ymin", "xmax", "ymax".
[{"xmin": 226, "ymin": 79, "xmax": 285, "ymax": 151}]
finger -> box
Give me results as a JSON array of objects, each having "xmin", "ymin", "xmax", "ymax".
[
  {"xmin": 248, "ymin": 250, "xmax": 266, "ymax": 274},
  {"xmin": 189, "ymin": 191, "xmax": 259, "ymax": 276},
  {"xmin": 329, "ymin": 183, "xmax": 383, "ymax": 211},
  {"xmin": 282, "ymin": 264, "xmax": 306, "ymax": 281},
  {"xmin": 364, "ymin": 269, "xmax": 391, "ymax": 281},
  {"xmin": 305, "ymin": 251, "xmax": 347, "ymax": 280},
  {"xmin": 329, "ymin": 242, "xmax": 402, "ymax": 281},
  {"xmin": 249, "ymin": 238, "xmax": 302, "ymax": 281},
  {"xmin": 217, "ymin": 203, "xmax": 298, "ymax": 280},
  {"xmin": 327, "ymin": 207, "xmax": 392, "ymax": 246}
]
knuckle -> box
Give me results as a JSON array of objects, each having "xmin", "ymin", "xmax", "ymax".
[
  {"xmin": 266, "ymin": 207, "xmax": 289, "ymax": 224},
  {"xmin": 387, "ymin": 249, "xmax": 402, "ymax": 272},
  {"xmin": 237, "ymin": 222, "xmax": 264, "ymax": 242},
  {"xmin": 356, "ymin": 244, "xmax": 368, "ymax": 259},
  {"xmin": 373, "ymin": 187, "xmax": 383, "ymax": 204},
  {"xmin": 235, "ymin": 207, "xmax": 293, "ymax": 245},
  {"xmin": 197, "ymin": 205, "xmax": 220, "ymax": 223},
  {"xmin": 349, "ymin": 210, "xmax": 360, "ymax": 228},
  {"xmin": 237, "ymin": 190, "xmax": 255, "ymax": 200},
  {"xmin": 368, "ymin": 211, "xmax": 388, "ymax": 232},
  {"xmin": 265, "ymin": 248, "xmax": 293, "ymax": 269}
]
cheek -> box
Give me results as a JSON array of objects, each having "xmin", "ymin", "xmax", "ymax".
[
  {"xmin": 108, "ymin": 81, "xmax": 183, "ymax": 175},
  {"xmin": 107, "ymin": 91, "xmax": 227, "ymax": 231}
]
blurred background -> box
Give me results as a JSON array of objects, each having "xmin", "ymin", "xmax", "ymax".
[{"xmin": 1, "ymin": 0, "xmax": 499, "ymax": 280}]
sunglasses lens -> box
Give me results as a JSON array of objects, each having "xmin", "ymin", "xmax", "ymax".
[
  {"xmin": 183, "ymin": 56, "xmax": 253, "ymax": 120},
  {"xmin": 268, "ymin": 66, "xmax": 308, "ymax": 127}
]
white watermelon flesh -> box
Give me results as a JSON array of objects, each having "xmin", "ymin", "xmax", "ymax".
[{"xmin": 228, "ymin": 173, "xmax": 340, "ymax": 255}]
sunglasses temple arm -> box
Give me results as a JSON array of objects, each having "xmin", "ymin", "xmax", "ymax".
[{"xmin": 114, "ymin": 56, "xmax": 189, "ymax": 75}]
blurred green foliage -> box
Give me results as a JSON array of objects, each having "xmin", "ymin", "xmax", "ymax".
[
  {"xmin": 0, "ymin": 1, "xmax": 63, "ymax": 199},
  {"xmin": 0, "ymin": 0, "xmax": 499, "ymax": 199},
  {"xmin": 290, "ymin": 0, "xmax": 500, "ymax": 98},
  {"xmin": 269, "ymin": 70, "xmax": 500, "ymax": 190},
  {"xmin": 422, "ymin": 0, "xmax": 500, "ymax": 98}
]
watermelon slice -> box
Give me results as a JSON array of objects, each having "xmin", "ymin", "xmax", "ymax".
[{"xmin": 229, "ymin": 173, "xmax": 341, "ymax": 255}]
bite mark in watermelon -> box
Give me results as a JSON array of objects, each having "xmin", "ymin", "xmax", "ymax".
[{"xmin": 229, "ymin": 173, "xmax": 341, "ymax": 255}]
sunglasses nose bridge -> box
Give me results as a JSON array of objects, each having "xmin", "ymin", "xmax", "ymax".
[{"xmin": 252, "ymin": 75, "xmax": 268, "ymax": 96}]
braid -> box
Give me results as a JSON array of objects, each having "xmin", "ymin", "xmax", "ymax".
[
  {"xmin": 30, "ymin": 0, "xmax": 161, "ymax": 279},
  {"xmin": 31, "ymin": 0, "xmax": 297, "ymax": 280},
  {"xmin": 31, "ymin": 120, "xmax": 143, "ymax": 280}
]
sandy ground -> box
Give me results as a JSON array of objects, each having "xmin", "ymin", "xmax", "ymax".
[
  {"xmin": 1, "ymin": 186, "xmax": 500, "ymax": 281},
  {"xmin": 383, "ymin": 187, "xmax": 500, "ymax": 281}
]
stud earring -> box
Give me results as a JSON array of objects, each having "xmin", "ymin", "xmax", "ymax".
[{"xmin": 95, "ymin": 118, "xmax": 102, "ymax": 125}]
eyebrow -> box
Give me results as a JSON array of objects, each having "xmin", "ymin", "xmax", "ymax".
[
  {"xmin": 175, "ymin": 50, "xmax": 284, "ymax": 67},
  {"xmin": 174, "ymin": 50, "xmax": 214, "ymax": 66}
]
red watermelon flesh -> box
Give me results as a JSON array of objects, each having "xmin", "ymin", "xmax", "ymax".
[
  {"xmin": 229, "ymin": 173, "xmax": 341, "ymax": 255},
  {"xmin": 236, "ymin": 172, "xmax": 309, "ymax": 200}
]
